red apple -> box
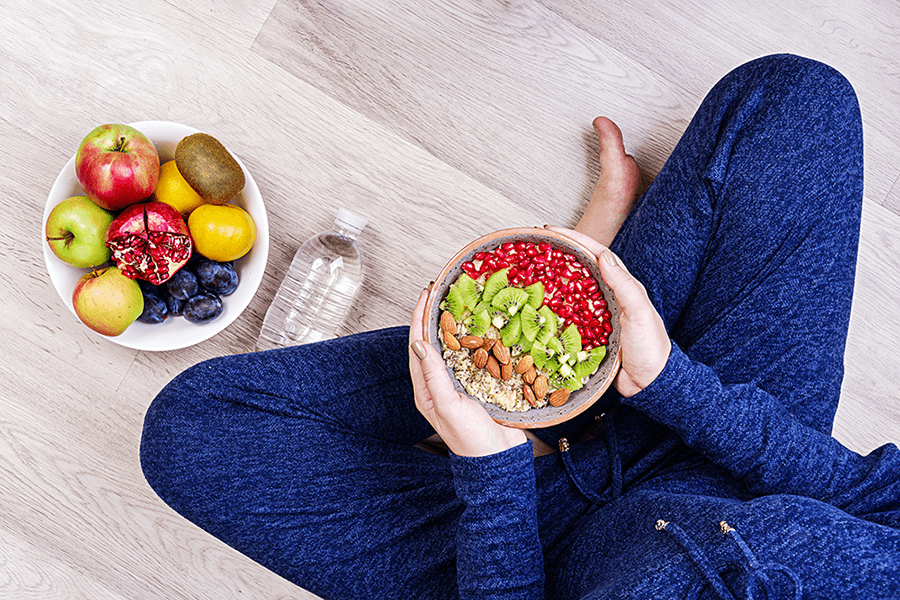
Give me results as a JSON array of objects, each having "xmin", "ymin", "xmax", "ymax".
[
  {"xmin": 72, "ymin": 266, "xmax": 144, "ymax": 336},
  {"xmin": 75, "ymin": 124, "xmax": 160, "ymax": 211}
]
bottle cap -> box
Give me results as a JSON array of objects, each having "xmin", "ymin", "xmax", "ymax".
[{"xmin": 335, "ymin": 208, "xmax": 368, "ymax": 234}]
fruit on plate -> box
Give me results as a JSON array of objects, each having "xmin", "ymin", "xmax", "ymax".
[
  {"xmin": 45, "ymin": 196, "xmax": 115, "ymax": 268},
  {"xmin": 75, "ymin": 124, "xmax": 160, "ymax": 211},
  {"xmin": 153, "ymin": 160, "xmax": 207, "ymax": 216},
  {"xmin": 105, "ymin": 201, "xmax": 193, "ymax": 285},
  {"xmin": 72, "ymin": 266, "xmax": 144, "ymax": 336},
  {"xmin": 175, "ymin": 132, "xmax": 245, "ymax": 203},
  {"xmin": 188, "ymin": 203, "xmax": 256, "ymax": 262}
]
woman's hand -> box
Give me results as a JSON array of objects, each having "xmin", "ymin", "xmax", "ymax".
[
  {"xmin": 547, "ymin": 226, "xmax": 671, "ymax": 397},
  {"xmin": 409, "ymin": 289, "xmax": 527, "ymax": 457}
]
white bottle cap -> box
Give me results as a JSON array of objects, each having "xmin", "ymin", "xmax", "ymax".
[{"xmin": 335, "ymin": 208, "xmax": 368, "ymax": 234}]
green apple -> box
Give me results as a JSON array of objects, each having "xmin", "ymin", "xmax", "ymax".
[
  {"xmin": 46, "ymin": 196, "xmax": 115, "ymax": 268},
  {"xmin": 72, "ymin": 266, "xmax": 144, "ymax": 336}
]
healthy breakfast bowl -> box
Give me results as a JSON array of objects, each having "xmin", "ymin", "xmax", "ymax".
[
  {"xmin": 423, "ymin": 228, "xmax": 622, "ymax": 429},
  {"xmin": 42, "ymin": 121, "xmax": 269, "ymax": 351}
]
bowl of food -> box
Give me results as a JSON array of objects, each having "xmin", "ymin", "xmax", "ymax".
[
  {"xmin": 42, "ymin": 121, "xmax": 269, "ymax": 351},
  {"xmin": 423, "ymin": 228, "xmax": 621, "ymax": 429}
]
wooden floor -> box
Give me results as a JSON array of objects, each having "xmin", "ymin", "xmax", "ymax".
[{"xmin": 3, "ymin": 0, "xmax": 900, "ymax": 597}]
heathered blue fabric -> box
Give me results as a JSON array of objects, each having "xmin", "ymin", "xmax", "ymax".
[{"xmin": 141, "ymin": 55, "xmax": 900, "ymax": 599}]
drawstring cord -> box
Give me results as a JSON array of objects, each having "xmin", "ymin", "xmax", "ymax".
[
  {"xmin": 558, "ymin": 412, "xmax": 622, "ymax": 505},
  {"xmin": 655, "ymin": 519, "xmax": 803, "ymax": 600},
  {"xmin": 656, "ymin": 520, "xmax": 738, "ymax": 600},
  {"xmin": 719, "ymin": 521, "xmax": 802, "ymax": 600}
]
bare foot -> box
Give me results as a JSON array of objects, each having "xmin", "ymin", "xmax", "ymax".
[{"xmin": 575, "ymin": 117, "xmax": 644, "ymax": 247}]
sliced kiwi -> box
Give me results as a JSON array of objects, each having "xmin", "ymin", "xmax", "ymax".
[
  {"xmin": 536, "ymin": 306, "xmax": 558, "ymax": 344},
  {"xmin": 511, "ymin": 335, "xmax": 533, "ymax": 354},
  {"xmin": 481, "ymin": 268, "xmax": 509, "ymax": 304},
  {"xmin": 547, "ymin": 336, "xmax": 565, "ymax": 356},
  {"xmin": 501, "ymin": 313, "xmax": 522, "ymax": 347},
  {"xmin": 574, "ymin": 346, "xmax": 607, "ymax": 380},
  {"xmin": 550, "ymin": 369, "xmax": 584, "ymax": 392},
  {"xmin": 488, "ymin": 307, "xmax": 509, "ymax": 330},
  {"xmin": 492, "ymin": 287, "xmax": 529, "ymax": 316},
  {"xmin": 520, "ymin": 304, "xmax": 544, "ymax": 342},
  {"xmin": 175, "ymin": 133, "xmax": 246, "ymax": 203},
  {"xmin": 455, "ymin": 273, "xmax": 481, "ymax": 310},
  {"xmin": 471, "ymin": 300, "xmax": 492, "ymax": 314},
  {"xmin": 443, "ymin": 286, "xmax": 466, "ymax": 322},
  {"xmin": 524, "ymin": 282, "xmax": 544, "ymax": 310},
  {"xmin": 531, "ymin": 341, "xmax": 552, "ymax": 369},
  {"xmin": 465, "ymin": 309, "xmax": 492, "ymax": 337},
  {"xmin": 559, "ymin": 323, "xmax": 582, "ymax": 357}
]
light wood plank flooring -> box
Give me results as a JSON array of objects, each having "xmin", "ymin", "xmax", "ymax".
[{"xmin": 2, "ymin": 1, "xmax": 899, "ymax": 597}]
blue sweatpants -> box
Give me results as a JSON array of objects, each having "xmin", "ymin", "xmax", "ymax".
[{"xmin": 141, "ymin": 55, "xmax": 900, "ymax": 599}]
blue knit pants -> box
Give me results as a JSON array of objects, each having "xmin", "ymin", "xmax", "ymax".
[{"xmin": 141, "ymin": 55, "xmax": 900, "ymax": 599}]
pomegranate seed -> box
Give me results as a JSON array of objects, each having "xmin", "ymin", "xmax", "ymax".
[
  {"xmin": 603, "ymin": 310, "xmax": 612, "ymax": 320},
  {"xmin": 603, "ymin": 321, "xmax": 613, "ymax": 334},
  {"xmin": 598, "ymin": 336, "xmax": 608, "ymax": 345},
  {"xmin": 573, "ymin": 315, "xmax": 584, "ymax": 326},
  {"xmin": 502, "ymin": 242, "xmax": 516, "ymax": 252},
  {"xmin": 509, "ymin": 266, "xmax": 519, "ymax": 278},
  {"xmin": 538, "ymin": 242, "xmax": 551, "ymax": 252},
  {"xmin": 474, "ymin": 252, "xmax": 487, "ymax": 261},
  {"xmin": 526, "ymin": 246, "xmax": 538, "ymax": 257},
  {"xmin": 585, "ymin": 280, "xmax": 598, "ymax": 292}
]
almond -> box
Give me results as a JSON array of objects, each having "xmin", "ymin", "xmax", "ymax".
[
  {"xmin": 523, "ymin": 367, "xmax": 537, "ymax": 385},
  {"xmin": 459, "ymin": 335, "xmax": 484, "ymax": 349},
  {"xmin": 480, "ymin": 338, "xmax": 497, "ymax": 351},
  {"xmin": 501, "ymin": 362, "xmax": 513, "ymax": 381},
  {"xmin": 515, "ymin": 354, "xmax": 534, "ymax": 374},
  {"xmin": 492, "ymin": 341, "xmax": 511, "ymax": 365},
  {"xmin": 443, "ymin": 331, "xmax": 461, "ymax": 351},
  {"xmin": 473, "ymin": 348, "xmax": 489, "ymax": 368},
  {"xmin": 485, "ymin": 356, "xmax": 502, "ymax": 379},
  {"xmin": 533, "ymin": 375, "xmax": 549, "ymax": 400},
  {"xmin": 523, "ymin": 385, "xmax": 537, "ymax": 407},
  {"xmin": 548, "ymin": 388, "xmax": 571, "ymax": 407},
  {"xmin": 440, "ymin": 311, "xmax": 458, "ymax": 335}
]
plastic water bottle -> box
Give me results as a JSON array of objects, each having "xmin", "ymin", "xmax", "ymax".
[{"xmin": 255, "ymin": 208, "xmax": 367, "ymax": 350}]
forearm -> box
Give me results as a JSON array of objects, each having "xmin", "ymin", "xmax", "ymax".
[
  {"xmin": 622, "ymin": 342, "xmax": 900, "ymax": 525},
  {"xmin": 450, "ymin": 442, "xmax": 545, "ymax": 599}
]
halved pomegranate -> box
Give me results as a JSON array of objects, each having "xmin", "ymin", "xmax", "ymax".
[{"xmin": 105, "ymin": 201, "xmax": 193, "ymax": 285}]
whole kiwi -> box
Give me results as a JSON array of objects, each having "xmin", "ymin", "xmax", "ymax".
[{"xmin": 174, "ymin": 133, "xmax": 246, "ymax": 203}]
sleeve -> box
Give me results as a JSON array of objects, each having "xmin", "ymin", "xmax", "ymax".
[
  {"xmin": 449, "ymin": 441, "xmax": 545, "ymax": 599},
  {"xmin": 620, "ymin": 342, "xmax": 900, "ymax": 527}
]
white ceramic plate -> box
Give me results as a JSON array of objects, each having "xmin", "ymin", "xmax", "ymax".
[{"xmin": 42, "ymin": 121, "xmax": 269, "ymax": 351}]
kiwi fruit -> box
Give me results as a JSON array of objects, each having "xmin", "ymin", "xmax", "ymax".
[
  {"xmin": 455, "ymin": 273, "xmax": 482, "ymax": 310},
  {"xmin": 550, "ymin": 368, "xmax": 584, "ymax": 392},
  {"xmin": 175, "ymin": 133, "xmax": 246, "ymax": 203},
  {"xmin": 442, "ymin": 286, "xmax": 466, "ymax": 321},
  {"xmin": 501, "ymin": 313, "xmax": 522, "ymax": 347},
  {"xmin": 520, "ymin": 304, "xmax": 542, "ymax": 342},
  {"xmin": 559, "ymin": 323, "xmax": 582, "ymax": 357},
  {"xmin": 524, "ymin": 282, "xmax": 544, "ymax": 309},
  {"xmin": 530, "ymin": 340, "xmax": 552, "ymax": 369},
  {"xmin": 481, "ymin": 269, "xmax": 509, "ymax": 304},
  {"xmin": 465, "ymin": 309, "xmax": 492, "ymax": 337},
  {"xmin": 492, "ymin": 287, "xmax": 529, "ymax": 316},
  {"xmin": 574, "ymin": 346, "xmax": 607, "ymax": 380},
  {"xmin": 536, "ymin": 306, "xmax": 558, "ymax": 344}
]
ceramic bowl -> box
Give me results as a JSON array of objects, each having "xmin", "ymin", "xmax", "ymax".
[
  {"xmin": 423, "ymin": 227, "xmax": 621, "ymax": 429},
  {"xmin": 42, "ymin": 121, "xmax": 269, "ymax": 351}
]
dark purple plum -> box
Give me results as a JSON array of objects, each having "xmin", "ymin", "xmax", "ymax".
[{"xmin": 183, "ymin": 292, "xmax": 223, "ymax": 324}]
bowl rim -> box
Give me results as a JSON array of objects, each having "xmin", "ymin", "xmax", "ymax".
[
  {"xmin": 423, "ymin": 227, "xmax": 622, "ymax": 429},
  {"xmin": 42, "ymin": 120, "xmax": 269, "ymax": 351}
]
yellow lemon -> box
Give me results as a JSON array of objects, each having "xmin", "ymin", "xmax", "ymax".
[
  {"xmin": 154, "ymin": 160, "xmax": 207, "ymax": 216},
  {"xmin": 188, "ymin": 203, "xmax": 257, "ymax": 262}
]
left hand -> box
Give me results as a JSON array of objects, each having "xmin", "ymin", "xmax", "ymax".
[{"xmin": 409, "ymin": 289, "xmax": 527, "ymax": 457}]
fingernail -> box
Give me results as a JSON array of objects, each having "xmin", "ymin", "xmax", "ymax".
[
  {"xmin": 603, "ymin": 250, "xmax": 619, "ymax": 266},
  {"xmin": 427, "ymin": 280, "xmax": 435, "ymax": 291},
  {"xmin": 411, "ymin": 340, "xmax": 427, "ymax": 360}
]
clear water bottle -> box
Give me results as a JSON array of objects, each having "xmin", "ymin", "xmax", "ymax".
[{"xmin": 256, "ymin": 208, "xmax": 367, "ymax": 351}]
